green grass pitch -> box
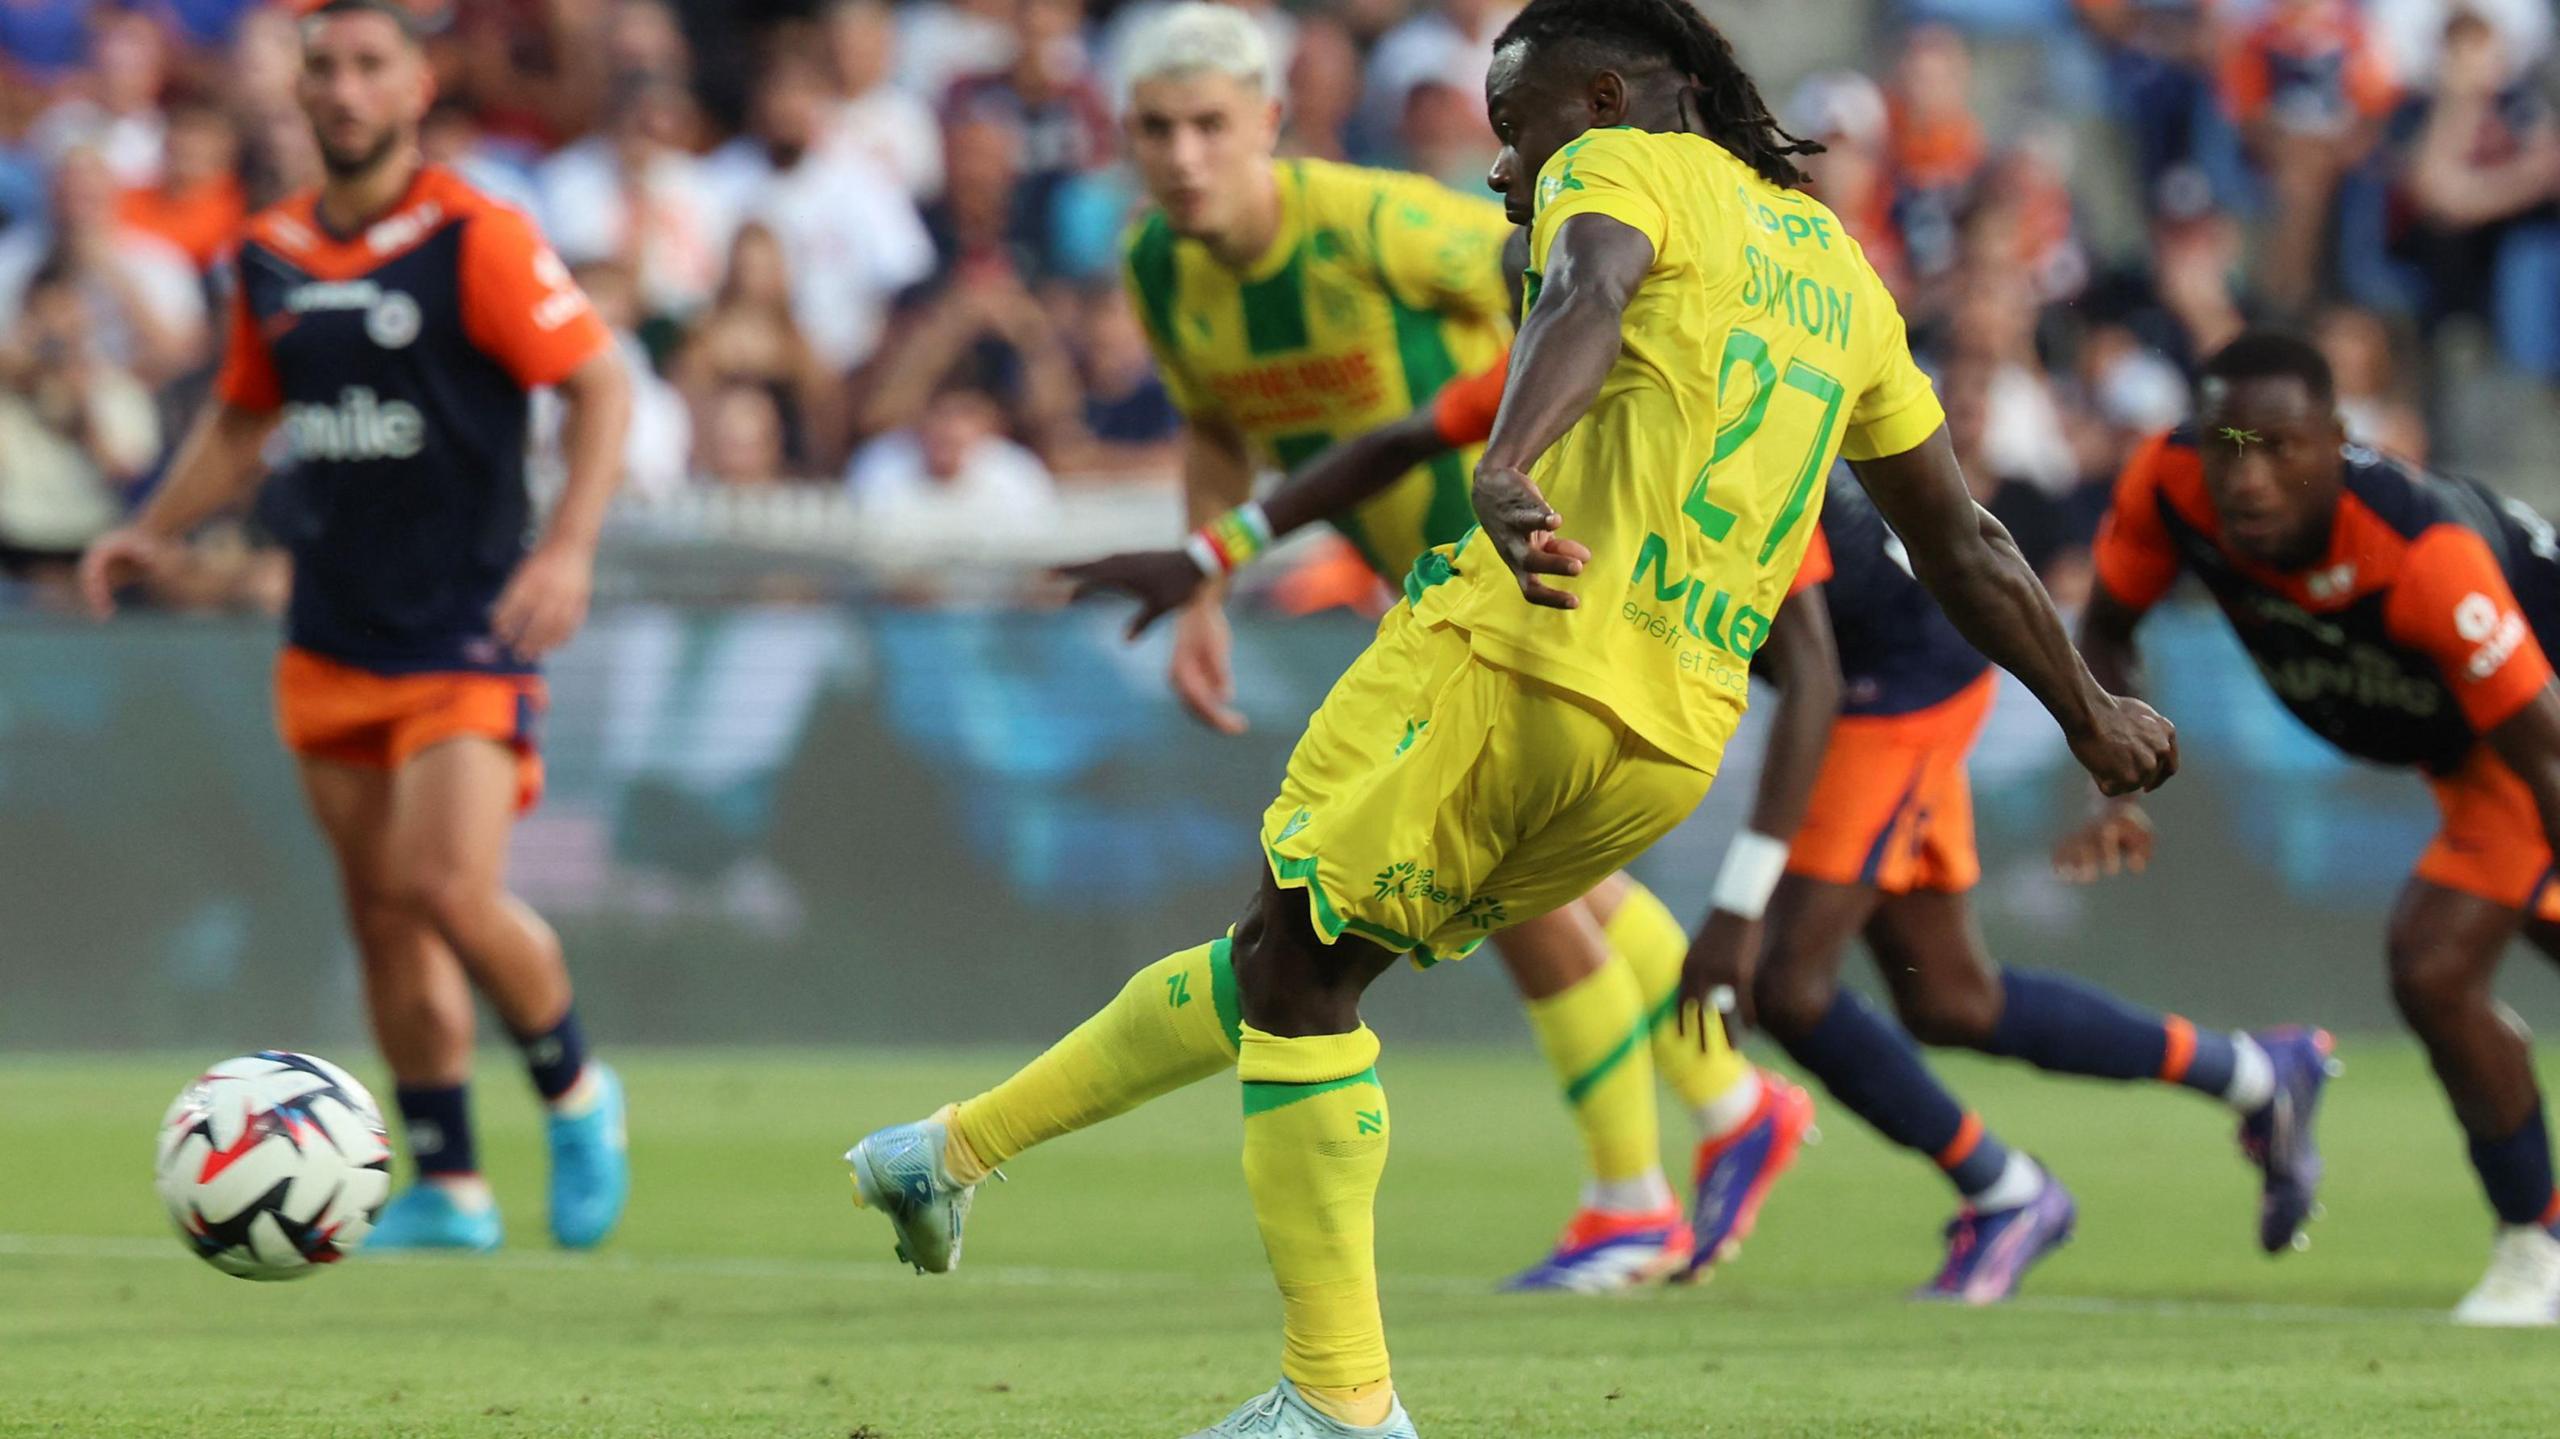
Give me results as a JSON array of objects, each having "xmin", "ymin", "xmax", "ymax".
[{"xmin": 0, "ymin": 1043, "xmax": 2549, "ymax": 1437}]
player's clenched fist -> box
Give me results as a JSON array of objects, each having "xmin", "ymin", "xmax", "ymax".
[
  {"xmin": 2069, "ymin": 694, "xmax": 2178, "ymax": 796},
  {"xmin": 77, "ymin": 525, "xmax": 169, "ymax": 619},
  {"xmin": 1473, "ymin": 464, "xmax": 1590, "ymax": 611}
]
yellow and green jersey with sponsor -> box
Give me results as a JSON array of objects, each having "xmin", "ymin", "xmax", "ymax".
[
  {"xmin": 1412, "ymin": 127, "xmax": 1947, "ymax": 774},
  {"xmin": 1124, "ymin": 158, "xmax": 1514, "ymax": 578}
]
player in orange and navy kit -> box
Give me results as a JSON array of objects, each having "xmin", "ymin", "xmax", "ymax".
[
  {"xmin": 80, "ymin": 0, "xmax": 633, "ymax": 1255},
  {"xmin": 2069, "ymin": 332, "xmax": 2560, "ymax": 1325},
  {"xmin": 1684, "ymin": 471, "xmax": 2330, "ymax": 1304}
]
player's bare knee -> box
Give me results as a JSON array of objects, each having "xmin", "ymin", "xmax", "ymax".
[
  {"xmin": 1232, "ymin": 889, "xmax": 1382, "ymax": 1037},
  {"xmin": 1898, "ymin": 985, "xmax": 1998, "ymax": 1048},
  {"xmin": 2386, "ymin": 929, "xmax": 2479, "ymax": 1024},
  {"xmin": 1752, "ymin": 958, "xmax": 1835, "ymax": 1041},
  {"xmin": 392, "ymin": 865, "xmax": 500, "ymax": 945}
]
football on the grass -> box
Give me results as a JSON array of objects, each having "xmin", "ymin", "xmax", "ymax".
[{"xmin": 153, "ymin": 1051, "xmax": 393, "ymax": 1280}]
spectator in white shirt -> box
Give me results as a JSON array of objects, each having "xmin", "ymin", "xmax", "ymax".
[
  {"xmin": 710, "ymin": 48, "xmax": 935, "ymax": 375},
  {"xmin": 825, "ymin": 0, "xmax": 945, "ymax": 199},
  {"xmin": 847, "ymin": 386, "xmax": 1057, "ymax": 532},
  {"xmin": 27, "ymin": 9, "xmax": 169, "ymax": 187},
  {"xmin": 0, "ymin": 259, "xmax": 161, "ymax": 575},
  {"xmin": 0, "ymin": 147, "xmax": 206, "ymax": 387},
  {"xmin": 540, "ymin": 74, "xmax": 739, "ymax": 325}
]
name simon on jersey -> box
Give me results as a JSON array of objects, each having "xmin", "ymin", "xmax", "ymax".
[
  {"xmin": 286, "ymin": 386, "xmax": 426, "ymax": 462},
  {"xmin": 1740, "ymin": 245, "xmax": 1854, "ymax": 350}
]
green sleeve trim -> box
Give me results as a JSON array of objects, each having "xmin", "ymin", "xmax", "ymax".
[
  {"xmin": 1241, "ymin": 1066, "xmax": 1381, "ymax": 1117},
  {"xmin": 1208, "ymin": 936, "xmax": 1243, "ymax": 1052}
]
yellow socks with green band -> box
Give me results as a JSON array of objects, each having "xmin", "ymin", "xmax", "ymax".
[
  {"xmin": 948, "ymin": 940, "xmax": 1243, "ymax": 1183},
  {"xmin": 1609, "ymin": 879, "xmax": 1761, "ymax": 1134},
  {"xmin": 1522, "ymin": 952, "xmax": 1666, "ymax": 1206},
  {"xmin": 1239, "ymin": 1023, "xmax": 1394, "ymax": 1429}
]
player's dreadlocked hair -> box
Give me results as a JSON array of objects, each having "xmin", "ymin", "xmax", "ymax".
[{"xmin": 1492, "ymin": 0, "xmax": 1821, "ymax": 189}]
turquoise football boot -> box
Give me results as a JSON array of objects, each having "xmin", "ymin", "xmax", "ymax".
[
  {"xmin": 846, "ymin": 1110, "xmax": 980, "ymax": 1274},
  {"xmin": 546, "ymin": 1062, "xmax": 629, "ymax": 1249},
  {"xmin": 365, "ymin": 1183, "xmax": 502, "ymax": 1253}
]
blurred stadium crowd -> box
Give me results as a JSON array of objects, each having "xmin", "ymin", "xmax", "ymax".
[{"xmin": 0, "ymin": 0, "xmax": 2555, "ymax": 612}]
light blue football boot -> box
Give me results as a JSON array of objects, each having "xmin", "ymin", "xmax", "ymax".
[
  {"xmin": 1182, "ymin": 1380, "xmax": 1418, "ymax": 1438},
  {"xmin": 546, "ymin": 1062, "xmax": 629, "ymax": 1249},
  {"xmin": 846, "ymin": 1109, "xmax": 979, "ymax": 1274},
  {"xmin": 366, "ymin": 1183, "xmax": 503, "ymax": 1253}
]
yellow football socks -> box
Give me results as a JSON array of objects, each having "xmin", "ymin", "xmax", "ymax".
[
  {"xmin": 1239, "ymin": 1023, "xmax": 1393, "ymax": 1426},
  {"xmin": 1521, "ymin": 951, "xmax": 1662, "ymax": 1190},
  {"xmin": 1608, "ymin": 879, "xmax": 1760, "ymax": 1132},
  {"xmin": 947, "ymin": 939, "xmax": 1242, "ymax": 1183}
]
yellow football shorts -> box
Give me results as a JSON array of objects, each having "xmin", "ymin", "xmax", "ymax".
[{"xmin": 1260, "ymin": 603, "xmax": 1716, "ymax": 965}]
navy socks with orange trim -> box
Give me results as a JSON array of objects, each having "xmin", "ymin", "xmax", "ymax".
[
  {"xmin": 1979, "ymin": 972, "xmax": 2271, "ymax": 1112},
  {"xmin": 1784, "ymin": 990, "xmax": 2023, "ymax": 1203},
  {"xmin": 2469, "ymin": 1103, "xmax": 2560, "ymax": 1231}
]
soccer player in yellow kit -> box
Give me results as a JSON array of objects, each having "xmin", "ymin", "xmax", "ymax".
[
  {"xmin": 846, "ymin": 1, "xmax": 2177, "ymax": 1433},
  {"xmin": 1107, "ymin": 1, "xmax": 1794, "ymax": 1288}
]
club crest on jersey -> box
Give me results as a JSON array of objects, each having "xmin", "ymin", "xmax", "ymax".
[{"xmin": 365, "ymin": 291, "xmax": 421, "ymax": 349}]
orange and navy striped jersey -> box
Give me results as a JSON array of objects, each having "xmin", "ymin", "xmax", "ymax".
[
  {"xmin": 2095, "ymin": 427, "xmax": 2560, "ymax": 772},
  {"xmin": 217, "ymin": 165, "xmax": 610, "ymax": 674}
]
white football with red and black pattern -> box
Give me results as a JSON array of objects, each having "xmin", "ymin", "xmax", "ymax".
[{"xmin": 153, "ymin": 1051, "xmax": 393, "ymax": 1281}]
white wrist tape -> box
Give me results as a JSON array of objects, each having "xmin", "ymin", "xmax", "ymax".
[
  {"xmin": 1183, "ymin": 531, "xmax": 1224, "ymax": 578},
  {"xmin": 1710, "ymin": 830, "xmax": 1790, "ymax": 921}
]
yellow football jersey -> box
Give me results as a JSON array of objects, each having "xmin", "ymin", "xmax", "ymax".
[
  {"xmin": 1124, "ymin": 158, "xmax": 1514, "ymax": 578},
  {"xmin": 1413, "ymin": 126, "xmax": 1946, "ymax": 774}
]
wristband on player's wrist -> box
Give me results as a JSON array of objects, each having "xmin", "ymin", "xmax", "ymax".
[
  {"xmin": 1184, "ymin": 501, "xmax": 1276, "ymax": 578},
  {"xmin": 1710, "ymin": 830, "xmax": 1790, "ymax": 921}
]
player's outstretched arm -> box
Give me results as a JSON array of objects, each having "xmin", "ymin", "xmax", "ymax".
[
  {"xmin": 1680, "ymin": 593, "xmax": 1843, "ymax": 1038},
  {"xmin": 1159, "ymin": 420, "xmax": 1259, "ymax": 734},
  {"xmin": 1472, "ymin": 213, "xmax": 1655, "ymax": 609},
  {"xmin": 1058, "ymin": 408, "xmax": 1452, "ymax": 640},
  {"xmin": 1852, "ymin": 428, "xmax": 2177, "ymax": 796},
  {"xmin": 494, "ymin": 344, "xmax": 630, "ymax": 659},
  {"xmin": 78, "ymin": 399, "xmax": 278, "ymax": 618},
  {"xmin": 2055, "ymin": 584, "xmax": 2161, "ymax": 880}
]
